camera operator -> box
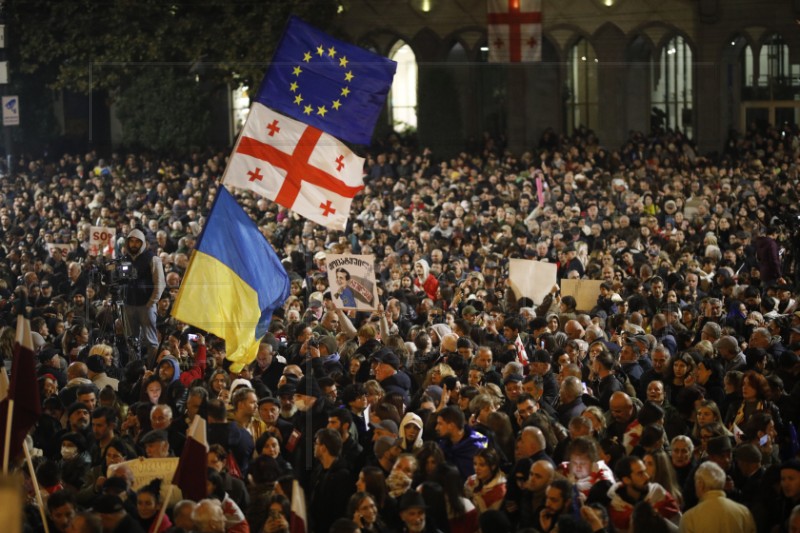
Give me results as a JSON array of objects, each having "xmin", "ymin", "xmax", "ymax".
[{"xmin": 123, "ymin": 229, "xmax": 165, "ymax": 364}]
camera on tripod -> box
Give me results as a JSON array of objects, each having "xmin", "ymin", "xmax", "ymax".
[{"xmin": 113, "ymin": 262, "xmax": 138, "ymax": 282}]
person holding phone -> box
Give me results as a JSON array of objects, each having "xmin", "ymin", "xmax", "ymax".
[
  {"xmin": 263, "ymin": 494, "xmax": 290, "ymax": 533},
  {"xmin": 348, "ymin": 492, "xmax": 385, "ymax": 532}
]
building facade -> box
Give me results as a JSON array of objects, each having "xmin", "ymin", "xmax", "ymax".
[{"xmin": 335, "ymin": 0, "xmax": 800, "ymax": 154}]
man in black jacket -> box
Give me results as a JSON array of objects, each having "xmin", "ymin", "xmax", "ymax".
[{"xmin": 309, "ymin": 428, "xmax": 355, "ymax": 533}]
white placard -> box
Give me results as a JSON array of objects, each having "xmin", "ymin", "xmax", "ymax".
[
  {"xmin": 508, "ymin": 258, "xmax": 557, "ymax": 305},
  {"xmin": 89, "ymin": 226, "xmax": 116, "ymax": 257}
]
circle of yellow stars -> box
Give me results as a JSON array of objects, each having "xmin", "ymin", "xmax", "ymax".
[{"xmin": 290, "ymin": 44, "xmax": 354, "ymax": 117}]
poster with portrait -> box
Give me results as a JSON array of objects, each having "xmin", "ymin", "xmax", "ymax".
[
  {"xmin": 326, "ymin": 254, "xmax": 379, "ymax": 311},
  {"xmin": 508, "ymin": 259, "xmax": 557, "ymax": 305},
  {"xmin": 89, "ymin": 226, "xmax": 116, "ymax": 258}
]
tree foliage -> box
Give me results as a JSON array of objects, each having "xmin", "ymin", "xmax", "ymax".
[
  {"xmin": 5, "ymin": 0, "xmax": 341, "ymax": 94},
  {"xmin": 114, "ymin": 67, "xmax": 212, "ymax": 152}
]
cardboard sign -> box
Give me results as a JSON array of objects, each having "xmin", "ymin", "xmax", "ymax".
[
  {"xmin": 110, "ymin": 457, "xmax": 182, "ymax": 505},
  {"xmin": 326, "ymin": 254, "xmax": 379, "ymax": 311},
  {"xmin": 89, "ymin": 226, "xmax": 116, "ymax": 258},
  {"xmin": 508, "ymin": 259, "xmax": 557, "ymax": 305},
  {"xmin": 561, "ymin": 279, "xmax": 604, "ymax": 312},
  {"xmin": 0, "ymin": 475, "xmax": 22, "ymax": 533}
]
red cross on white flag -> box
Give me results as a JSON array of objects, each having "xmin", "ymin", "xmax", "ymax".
[
  {"xmin": 487, "ymin": 0, "xmax": 542, "ymax": 63},
  {"xmin": 514, "ymin": 334, "xmax": 529, "ymax": 367},
  {"xmin": 222, "ymin": 103, "xmax": 365, "ymax": 230}
]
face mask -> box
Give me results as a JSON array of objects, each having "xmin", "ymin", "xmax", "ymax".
[
  {"xmin": 294, "ymin": 398, "xmax": 310, "ymax": 412},
  {"xmin": 61, "ymin": 445, "xmax": 78, "ymax": 461}
]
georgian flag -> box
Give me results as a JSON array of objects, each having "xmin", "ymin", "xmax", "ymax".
[
  {"xmin": 222, "ymin": 103, "xmax": 365, "ymax": 231},
  {"xmin": 515, "ymin": 334, "xmax": 529, "ymax": 367},
  {"xmin": 488, "ymin": 0, "xmax": 543, "ymax": 63},
  {"xmin": 290, "ymin": 478, "xmax": 308, "ymax": 533}
]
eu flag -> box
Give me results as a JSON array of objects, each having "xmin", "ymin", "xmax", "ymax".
[
  {"xmin": 171, "ymin": 186, "xmax": 290, "ymax": 372},
  {"xmin": 256, "ymin": 16, "xmax": 397, "ymax": 145}
]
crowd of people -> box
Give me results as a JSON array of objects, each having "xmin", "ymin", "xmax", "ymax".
[{"xmin": 3, "ymin": 122, "xmax": 800, "ymax": 533}]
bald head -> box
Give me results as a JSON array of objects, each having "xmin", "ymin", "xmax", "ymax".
[
  {"xmin": 67, "ymin": 361, "xmax": 88, "ymax": 380},
  {"xmin": 609, "ymin": 391, "xmax": 634, "ymax": 423},
  {"xmin": 516, "ymin": 426, "xmax": 546, "ymax": 460},
  {"xmin": 564, "ymin": 320, "xmax": 584, "ymax": 340},
  {"xmin": 529, "ymin": 460, "xmax": 556, "ymax": 492}
]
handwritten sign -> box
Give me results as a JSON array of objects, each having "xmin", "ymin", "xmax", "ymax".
[
  {"xmin": 110, "ymin": 457, "xmax": 182, "ymax": 505},
  {"xmin": 89, "ymin": 226, "xmax": 116, "ymax": 258}
]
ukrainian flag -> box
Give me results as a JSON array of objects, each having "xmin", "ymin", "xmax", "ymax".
[{"xmin": 171, "ymin": 186, "xmax": 290, "ymax": 372}]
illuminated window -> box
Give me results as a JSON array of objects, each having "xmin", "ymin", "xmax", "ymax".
[
  {"xmin": 389, "ymin": 42, "xmax": 418, "ymax": 131},
  {"xmin": 231, "ymin": 84, "xmax": 250, "ymax": 137},
  {"xmin": 566, "ymin": 38, "xmax": 599, "ymax": 133},
  {"xmin": 759, "ymin": 34, "xmax": 789, "ymax": 87},
  {"xmin": 651, "ymin": 36, "xmax": 693, "ymax": 137}
]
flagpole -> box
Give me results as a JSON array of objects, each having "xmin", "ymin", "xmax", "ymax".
[
  {"xmin": 23, "ymin": 440, "xmax": 49, "ymax": 533},
  {"xmin": 3, "ymin": 398, "xmax": 14, "ymax": 474},
  {"xmin": 153, "ymin": 484, "xmax": 173, "ymax": 532}
]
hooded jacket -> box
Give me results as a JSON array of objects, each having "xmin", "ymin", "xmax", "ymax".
[
  {"xmin": 414, "ymin": 259, "xmax": 439, "ymax": 300},
  {"xmin": 399, "ymin": 412, "xmax": 424, "ymax": 451}
]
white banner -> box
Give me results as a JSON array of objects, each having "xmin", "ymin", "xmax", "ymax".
[{"xmin": 110, "ymin": 457, "xmax": 182, "ymax": 505}]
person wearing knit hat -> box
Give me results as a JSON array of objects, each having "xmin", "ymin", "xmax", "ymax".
[{"xmin": 122, "ymin": 227, "xmax": 165, "ymax": 364}]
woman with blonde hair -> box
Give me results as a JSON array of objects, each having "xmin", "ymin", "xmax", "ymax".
[
  {"xmin": 582, "ymin": 405, "xmax": 608, "ymax": 440},
  {"xmin": 421, "ymin": 363, "xmax": 456, "ymax": 390}
]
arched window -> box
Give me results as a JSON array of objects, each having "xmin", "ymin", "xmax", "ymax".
[
  {"xmin": 755, "ymin": 33, "xmax": 797, "ymax": 102},
  {"xmin": 651, "ymin": 35, "xmax": 693, "ymax": 137},
  {"xmin": 743, "ymin": 44, "xmax": 755, "ymax": 88},
  {"xmin": 566, "ymin": 38, "xmax": 598, "ymax": 133},
  {"xmin": 389, "ymin": 41, "xmax": 418, "ymax": 131}
]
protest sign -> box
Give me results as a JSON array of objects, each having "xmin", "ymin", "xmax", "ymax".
[
  {"xmin": 326, "ymin": 254, "xmax": 379, "ymax": 311},
  {"xmin": 561, "ymin": 279, "xmax": 604, "ymax": 312},
  {"xmin": 508, "ymin": 259, "xmax": 557, "ymax": 305},
  {"xmin": 89, "ymin": 226, "xmax": 116, "ymax": 257}
]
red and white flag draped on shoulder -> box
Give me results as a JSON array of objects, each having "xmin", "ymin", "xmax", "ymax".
[
  {"xmin": 222, "ymin": 103, "xmax": 366, "ymax": 231},
  {"xmin": 172, "ymin": 415, "xmax": 209, "ymax": 501},
  {"xmin": 487, "ymin": 0, "xmax": 543, "ymax": 62},
  {"xmin": 0, "ymin": 314, "xmax": 41, "ymax": 472}
]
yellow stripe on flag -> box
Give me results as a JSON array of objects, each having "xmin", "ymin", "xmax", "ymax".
[{"xmin": 172, "ymin": 250, "xmax": 262, "ymax": 372}]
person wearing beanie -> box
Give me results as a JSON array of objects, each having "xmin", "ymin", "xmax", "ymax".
[{"xmin": 122, "ymin": 227, "xmax": 165, "ymax": 364}]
